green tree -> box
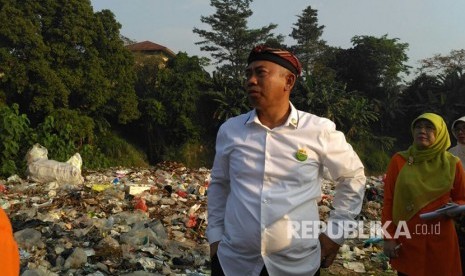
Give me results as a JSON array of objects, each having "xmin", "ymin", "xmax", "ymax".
[
  {"xmin": 405, "ymin": 50, "xmax": 465, "ymax": 143},
  {"xmin": 328, "ymin": 35, "xmax": 410, "ymax": 138},
  {"xmin": 292, "ymin": 74, "xmax": 378, "ymax": 141},
  {"xmin": 210, "ymin": 71, "xmax": 249, "ymax": 122},
  {"xmin": 330, "ymin": 35, "xmax": 410, "ymax": 99},
  {"xmin": 290, "ymin": 6, "xmax": 327, "ymax": 76},
  {"xmin": 0, "ymin": 0, "xmax": 68, "ymax": 121},
  {"xmin": 291, "ymin": 74, "xmax": 392, "ymax": 174},
  {"xmin": 403, "ymin": 69, "xmax": 465, "ymax": 125},
  {"xmin": 390, "ymin": 68, "xmax": 465, "ymax": 151},
  {"xmin": 0, "ymin": 104, "xmax": 32, "ymax": 176},
  {"xmin": 0, "ymin": 0, "xmax": 139, "ymax": 125},
  {"xmin": 193, "ymin": 0, "xmax": 284, "ymax": 127},
  {"xmin": 131, "ymin": 52, "xmax": 212, "ymax": 164},
  {"xmin": 157, "ymin": 53, "xmax": 211, "ymax": 146},
  {"xmin": 418, "ymin": 49, "xmax": 465, "ymax": 76},
  {"xmin": 92, "ymin": 9, "xmax": 140, "ymax": 124},
  {"xmin": 0, "ymin": 0, "xmax": 144, "ymax": 172},
  {"xmin": 193, "ymin": 0, "xmax": 283, "ymax": 80}
]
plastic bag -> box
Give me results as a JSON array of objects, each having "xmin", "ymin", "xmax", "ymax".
[{"xmin": 25, "ymin": 144, "xmax": 84, "ymax": 185}]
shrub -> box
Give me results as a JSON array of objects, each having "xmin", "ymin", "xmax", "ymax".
[
  {"xmin": 163, "ymin": 140, "xmax": 215, "ymax": 169},
  {"xmin": 96, "ymin": 132, "xmax": 149, "ymax": 168},
  {"xmin": 34, "ymin": 116, "xmax": 76, "ymax": 162},
  {"xmin": 353, "ymin": 140, "xmax": 391, "ymax": 176},
  {"xmin": 0, "ymin": 104, "xmax": 32, "ymax": 176}
]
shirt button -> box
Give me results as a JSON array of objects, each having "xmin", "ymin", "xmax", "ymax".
[{"xmin": 263, "ymin": 199, "xmax": 268, "ymax": 204}]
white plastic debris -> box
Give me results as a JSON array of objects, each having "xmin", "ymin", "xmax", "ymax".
[{"xmin": 25, "ymin": 143, "xmax": 84, "ymax": 185}]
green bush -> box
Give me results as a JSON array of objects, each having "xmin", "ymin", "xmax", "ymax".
[
  {"xmin": 34, "ymin": 116, "xmax": 76, "ymax": 162},
  {"xmin": 0, "ymin": 104, "xmax": 32, "ymax": 176},
  {"xmin": 163, "ymin": 140, "xmax": 215, "ymax": 169},
  {"xmin": 30, "ymin": 113, "xmax": 148, "ymax": 170},
  {"xmin": 362, "ymin": 149, "xmax": 391, "ymax": 175},
  {"xmin": 49, "ymin": 109, "xmax": 95, "ymax": 147},
  {"xmin": 34, "ymin": 110, "xmax": 96, "ymax": 162},
  {"xmin": 79, "ymin": 144, "xmax": 111, "ymax": 169},
  {"xmin": 353, "ymin": 141, "xmax": 391, "ymax": 176},
  {"xmin": 96, "ymin": 132, "xmax": 149, "ymax": 168}
]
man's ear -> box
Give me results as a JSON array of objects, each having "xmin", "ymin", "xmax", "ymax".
[{"xmin": 285, "ymin": 73, "xmax": 296, "ymax": 90}]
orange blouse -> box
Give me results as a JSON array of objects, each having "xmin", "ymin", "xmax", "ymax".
[
  {"xmin": 0, "ymin": 208, "xmax": 20, "ymax": 276},
  {"xmin": 382, "ymin": 153, "xmax": 465, "ymax": 276}
]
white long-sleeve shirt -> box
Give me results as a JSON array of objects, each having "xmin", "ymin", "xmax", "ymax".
[
  {"xmin": 449, "ymin": 143, "xmax": 465, "ymax": 168},
  {"xmin": 207, "ymin": 103, "xmax": 366, "ymax": 276}
]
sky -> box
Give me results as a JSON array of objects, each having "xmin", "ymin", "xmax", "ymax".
[{"xmin": 90, "ymin": 0, "xmax": 465, "ymax": 77}]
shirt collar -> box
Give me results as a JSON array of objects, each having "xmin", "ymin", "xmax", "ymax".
[{"xmin": 245, "ymin": 102, "xmax": 299, "ymax": 129}]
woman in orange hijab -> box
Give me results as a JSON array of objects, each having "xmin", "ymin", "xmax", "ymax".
[
  {"xmin": 382, "ymin": 113, "xmax": 465, "ymax": 276},
  {"xmin": 0, "ymin": 207, "xmax": 20, "ymax": 276}
]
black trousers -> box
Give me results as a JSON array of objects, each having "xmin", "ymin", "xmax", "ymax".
[{"xmin": 211, "ymin": 254, "xmax": 321, "ymax": 276}]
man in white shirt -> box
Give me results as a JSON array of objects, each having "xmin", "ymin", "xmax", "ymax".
[
  {"xmin": 449, "ymin": 115, "xmax": 465, "ymax": 274},
  {"xmin": 207, "ymin": 45, "xmax": 366, "ymax": 276},
  {"xmin": 449, "ymin": 116, "xmax": 465, "ymax": 166}
]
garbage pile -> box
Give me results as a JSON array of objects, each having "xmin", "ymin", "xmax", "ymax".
[
  {"xmin": 320, "ymin": 174, "xmax": 393, "ymax": 275},
  {"xmin": 0, "ymin": 160, "xmax": 392, "ymax": 276},
  {"xmin": 2, "ymin": 162, "xmax": 211, "ymax": 276}
]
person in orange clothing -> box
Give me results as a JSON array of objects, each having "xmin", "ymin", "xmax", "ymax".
[
  {"xmin": 0, "ymin": 207, "xmax": 20, "ymax": 276},
  {"xmin": 382, "ymin": 112, "xmax": 465, "ymax": 276}
]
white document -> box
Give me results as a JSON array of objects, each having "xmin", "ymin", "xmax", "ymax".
[{"xmin": 420, "ymin": 202, "xmax": 465, "ymax": 220}]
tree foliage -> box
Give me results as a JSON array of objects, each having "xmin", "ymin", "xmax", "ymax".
[
  {"xmin": 2, "ymin": 1, "xmax": 465, "ymax": 175},
  {"xmin": 0, "ymin": 0, "xmax": 139, "ymax": 125},
  {"xmin": 290, "ymin": 6, "xmax": 327, "ymax": 76},
  {"xmin": 325, "ymin": 35, "xmax": 411, "ymax": 142},
  {"xmin": 0, "ymin": 0, "xmax": 144, "ymax": 176},
  {"xmin": 403, "ymin": 69, "xmax": 465, "ymax": 125},
  {"xmin": 292, "ymin": 75, "xmax": 378, "ymax": 141},
  {"xmin": 193, "ymin": 0, "xmax": 283, "ymax": 80},
  {"xmin": 193, "ymin": 0, "xmax": 285, "ymax": 131},
  {"xmin": 330, "ymin": 35, "xmax": 410, "ymax": 99},
  {"xmin": 210, "ymin": 71, "xmax": 249, "ymax": 122},
  {"xmin": 0, "ymin": 104, "xmax": 32, "ymax": 176},
  {"xmin": 130, "ymin": 52, "xmax": 212, "ymax": 164},
  {"xmin": 418, "ymin": 49, "xmax": 465, "ymax": 76}
]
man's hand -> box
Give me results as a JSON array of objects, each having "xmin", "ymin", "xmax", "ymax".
[
  {"xmin": 210, "ymin": 241, "xmax": 220, "ymax": 258},
  {"xmin": 319, "ymin": 233, "xmax": 341, "ymax": 268},
  {"xmin": 383, "ymin": 239, "xmax": 401, "ymax": 259}
]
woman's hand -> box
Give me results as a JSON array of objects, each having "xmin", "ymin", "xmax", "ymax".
[{"xmin": 383, "ymin": 239, "xmax": 401, "ymax": 258}]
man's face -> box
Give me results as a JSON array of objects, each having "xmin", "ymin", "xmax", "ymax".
[
  {"xmin": 454, "ymin": 121, "xmax": 465, "ymax": 145},
  {"xmin": 244, "ymin": 60, "xmax": 290, "ymax": 110}
]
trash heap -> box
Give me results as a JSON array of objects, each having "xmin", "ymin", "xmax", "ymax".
[
  {"xmin": 0, "ymin": 161, "xmax": 393, "ymax": 276},
  {"xmin": 319, "ymin": 174, "xmax": 394, "ymax": 275},
  {"xmin": 2, "ymin": 162, "xmax": 211, "ymax": 276}
]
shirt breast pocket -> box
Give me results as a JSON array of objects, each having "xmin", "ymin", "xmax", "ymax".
[{"xmin": 292, "ymin": 149, "xmax": 320, "ymax": 183}]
